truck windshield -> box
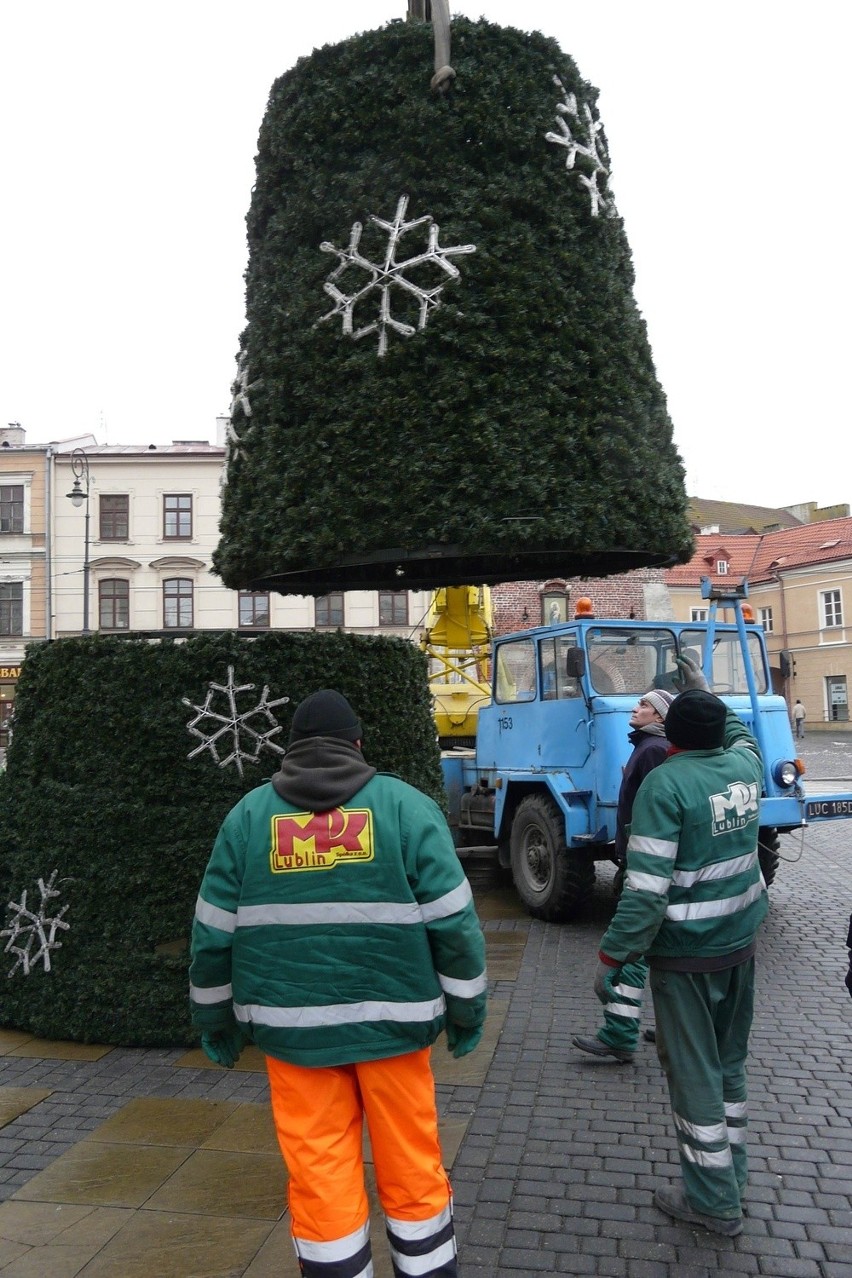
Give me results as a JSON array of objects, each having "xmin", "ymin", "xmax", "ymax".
[
  {"xmin": 586, "ymin": 628, "xmax": 678, "ymax": 695},
  {"xmin": 680, "ymin": 629, "xmax": 768, "ymax": 695}
]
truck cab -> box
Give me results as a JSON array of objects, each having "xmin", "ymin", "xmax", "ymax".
[{"xmin": 441, "ymin": 590, "xmax": 839, "ymax": 921}]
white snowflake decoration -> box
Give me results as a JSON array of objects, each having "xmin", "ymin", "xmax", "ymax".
[
  {"xmin": 230, "ymin": 351, "xmax": 262, "ymax": 420},
  {"xmin": 1, "ymin": 871, "xmax": 71, "ymax": 978},
  {"xmin": 545, "ymin": 76, "xmax": 616, "ymax": 218},
  {"xmin": 183, "ymin": 666, "xmax": 290, "ymax": 777},
  {"xmin": 318, "ymin": 194, "xmax": 477, "ymax": 355}
]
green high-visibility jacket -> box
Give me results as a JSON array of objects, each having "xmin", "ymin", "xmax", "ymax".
[
  {"xmin": 189, "ymin": 773, "xmax": 487, "ymax": 1066},
  {"xmin": 601, "ymin": 710, "xmax": 767, "ymax": 970}
]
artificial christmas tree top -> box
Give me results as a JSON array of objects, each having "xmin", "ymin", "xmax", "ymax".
[{"xmin": 213, "ymin": 13, "xmax": 694, "ymax": 595}]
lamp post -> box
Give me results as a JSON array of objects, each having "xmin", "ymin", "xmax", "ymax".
[{"xmin": 65, "ymin": 449, "xmax": 91, "ymax": 635}]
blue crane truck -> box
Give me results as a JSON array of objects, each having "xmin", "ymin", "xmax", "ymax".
[{"xmin": 441, "ymin": 582, "xmax": 852, "ymax": 921}]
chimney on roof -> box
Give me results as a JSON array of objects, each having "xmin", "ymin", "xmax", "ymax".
[
  {"xmin": 1, "ymin": 423, "xmax": 25, "ymax": 447},
  {"xmin": 216, "ymin": 416, "xmax": 230, "ymax": 446}
]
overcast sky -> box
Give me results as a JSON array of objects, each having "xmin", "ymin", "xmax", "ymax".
[{"xmin": 1, "ymin": 1, "xmax": 849, "ymax": 511}]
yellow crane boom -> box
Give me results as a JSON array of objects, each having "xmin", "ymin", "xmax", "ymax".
[{"xmin": 421, "ymin": 585, "xmax": 492, "ymax": 746}]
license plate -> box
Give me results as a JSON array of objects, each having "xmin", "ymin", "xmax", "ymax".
[{"xmin": 806, "ymin": 798, "xmax": 852, "ymax": 818}]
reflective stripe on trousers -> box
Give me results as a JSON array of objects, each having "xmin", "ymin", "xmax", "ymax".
[
  {"xmin": 599, "ymin": 955, "xmax": 648, "ymax": 1052},
  {"xmin": 266, "ymin": 1049, "xmax": 457, "ymax": 1278},
  {"xmin": 650, "ymin": 960, "xmax": 754, "ymax": 1220}
]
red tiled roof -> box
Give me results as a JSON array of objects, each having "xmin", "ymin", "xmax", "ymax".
[
  {"xmin": 666, "ymin": 535, "xmax": 761, "ymax": 586},
  {"xmin": 666, "ymin": 517, "xmax": 852, "ymax": 587}
]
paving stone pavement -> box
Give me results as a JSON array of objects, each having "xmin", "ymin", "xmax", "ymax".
[{"xmin": 1, "ymin": 747, "xmax": 852, "ymax": 1275}]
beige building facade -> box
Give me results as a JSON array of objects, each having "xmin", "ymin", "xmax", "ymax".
[
  {"xmin": 665, "ymin": 524, "xmax": 852, "ymax": 729},
  {"xmin": 0, "ymin": 427, "xmax": 428, "ymax": 755},
  {"xmin": 0, "ymin": 425, "xmax": 49, "ymax": 748},
  {"xmin": 49, "ymin": 439, "xmax": 429, "ymax": 640}
]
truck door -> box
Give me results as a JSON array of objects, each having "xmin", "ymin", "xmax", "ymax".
[{"xmin": 476, "ymin": 632, "xmax": 586, "ymax": 770}]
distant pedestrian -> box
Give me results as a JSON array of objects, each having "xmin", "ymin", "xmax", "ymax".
[
  {"xmin": 593, "ymin": 657, "xmax": 767, "ymax": 1237},
  {"xmin": 190, "ymin": 688, "xmax": 487, "ymax": 1278},
  {"xmin": 792, "ymin": 699, "xmax": 806, "ymax": 739}
]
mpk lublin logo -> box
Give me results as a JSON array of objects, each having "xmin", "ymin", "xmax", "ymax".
[
  {"xmin": 270, "ymin": 808, "xmax": 375, "ymax": 872},
  {"xmin": 708, "ymin": 782, "xmax": 759, "ymax": 835}
]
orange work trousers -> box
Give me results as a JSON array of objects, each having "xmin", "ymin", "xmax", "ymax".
[{"xmin": 266, "ymin": 1047, "xmax": 456, "ymax": 1276}]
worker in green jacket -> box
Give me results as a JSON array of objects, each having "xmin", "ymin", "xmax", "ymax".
[
  {"xmin": 594, "ymin": 656, "xmax": 767, "ymax": 1237},
  {"xmin": 190, "ymin": 689, "xmax": 487, "ymax": 1278}
]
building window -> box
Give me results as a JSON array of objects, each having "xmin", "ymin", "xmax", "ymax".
[
  {"xmin": 99, "ymin": 579, "xmax": 129, "ymax": 631},
  {"xmin": 0, "ymin": 486, "xmax": 24, "ymax": 534},
  {"xmin": 758, "ymin": 607, "xmax": 774, "ymax": 632},
  {"xmin": 315, "ymin": 593, "xmax": 344, "ymax": 627},
  {"xmin": 164, "ymin": 494, "xmax": 193, "ymax": 539},
  {"xmin": 163, "ymin": 577, "xmax": 193, "ymax": 628},
  {"xmin": 239, "ymin": 590, "xmax": 270, "ymax": 629},
  {"xmin": 690, "ymin": 607, "xmax": 708, "ymax": 622},
  {"xmin": 100, "ymin": 495, "xmax": 129, "ymax": 541},
  {"xmin": 379, "ymin": 590, "xmax": 408, "ymax": 626},
  {"xmin": 821, "ymin": 589, "xmax": 843, "ymax": 628},
  {"xmin": 0, "ymin": 583, "xmax": 23, "ymax": 636},
  {"xmin": 716, "ymin": 560, "xmax": 729, "ymax": 575}
]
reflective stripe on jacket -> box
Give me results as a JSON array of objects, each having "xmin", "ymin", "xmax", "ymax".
[
  {"xmin": 189, "ymin": 773, "xmax": 486, "ymax": 1066},
  {"xmin": 601, "ymin": 710, "xmax": 768, "ymax": 968}
]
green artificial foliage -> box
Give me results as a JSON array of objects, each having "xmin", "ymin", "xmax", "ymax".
[
  {"xmin": 0, "ymin": 633, "xmax": 442, "ymax": 1046},
  {"xmin": 214, "ymin": 16, "xmax": 694, "ymax": 594}
]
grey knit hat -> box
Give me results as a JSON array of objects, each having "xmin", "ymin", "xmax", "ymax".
[{"xmin": 643, "ymin": 689, "xmax": 675, "ymax": 721}]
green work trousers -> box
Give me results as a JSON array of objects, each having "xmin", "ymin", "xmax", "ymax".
[
  {"xmin": 598, "ymin": 957, "xmax": 648, "ymax": 1053},
  {"xmin": 650, "ymin": 959, "xmax": 754, "ymax": 1221}
]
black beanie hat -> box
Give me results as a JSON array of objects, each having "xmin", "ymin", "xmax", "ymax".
[
  {"xmin": 289, "ymin": 689, "xmax": 362, "ymax": 744},
  {"xmin": 665, "ymin": 689, "xmax": 726, "ymax": 750}
]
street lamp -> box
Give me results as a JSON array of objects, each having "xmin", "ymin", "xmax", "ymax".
[{"xmin": 65, "ymin": 448, "xmax": 91, "ymax": 635}]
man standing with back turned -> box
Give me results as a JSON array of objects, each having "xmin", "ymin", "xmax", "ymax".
[
  {"xmin": 593, "ymin": 656, "xmax": 767, "ymax": 1236},
  {"xmin": 190, "ymin": 689, "xmax": 487, "ymax": 1278}
]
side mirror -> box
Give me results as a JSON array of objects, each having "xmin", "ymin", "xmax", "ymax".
[
  {"xmin": 779, "ymin": 651, "xmax": 791, "ymax": 679},
  {"xmin": 565, "ymin": 648, "xmax": 586, "ymax": 679}
]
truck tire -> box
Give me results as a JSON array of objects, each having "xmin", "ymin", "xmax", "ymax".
[
  {"xmin": 757, "ymin": 827, "xmax": 781, "ymax": 887},
  {"xmin": 509, "ymin": 794, "xmax": 594, "ymax": 922}
]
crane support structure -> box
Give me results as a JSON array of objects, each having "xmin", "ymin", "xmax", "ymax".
[{"xmin": 422, "ymin": 585, "xmax": 493, "ymax": 746}]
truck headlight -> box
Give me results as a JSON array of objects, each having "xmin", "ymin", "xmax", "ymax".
[{"xmin": 772, "ymin": 760, "xmax": 798, "ymax": 787}]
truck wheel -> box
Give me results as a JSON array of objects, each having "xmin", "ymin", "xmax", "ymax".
[
  {"xmin": 757, "ymin": 827, "xmax": 780, "ymax": 887},
  {"xmin": 509, "ymin": 794, "xmax": 594, "ymax": 922}
]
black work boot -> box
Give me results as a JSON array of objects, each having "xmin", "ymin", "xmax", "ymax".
[{"xmin": 572, "ymin": 1034, "xmax": 634, "ymax": 1063}]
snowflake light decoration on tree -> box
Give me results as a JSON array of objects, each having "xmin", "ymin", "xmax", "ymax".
[
  {"xmin": 1, "ymin": 871, "xmax": 71, "ymax": 978},
  {"xmin": 225, "ymin": 352, "xmax": 262, "ymax": 474},
  {"xmin": 230, "ymin": 352, "xmax": 262, "ymax": 420},
  {"xmin": 318, "ymin": 194, "xmax": 477, "ymax": 355},
  {"xmin": 183, "ymin": 666, "xmax": 290, "ymax": 777},
  {"xmin": 545, "ymin": 76, "xmax": 617, "ymax": 218}
]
